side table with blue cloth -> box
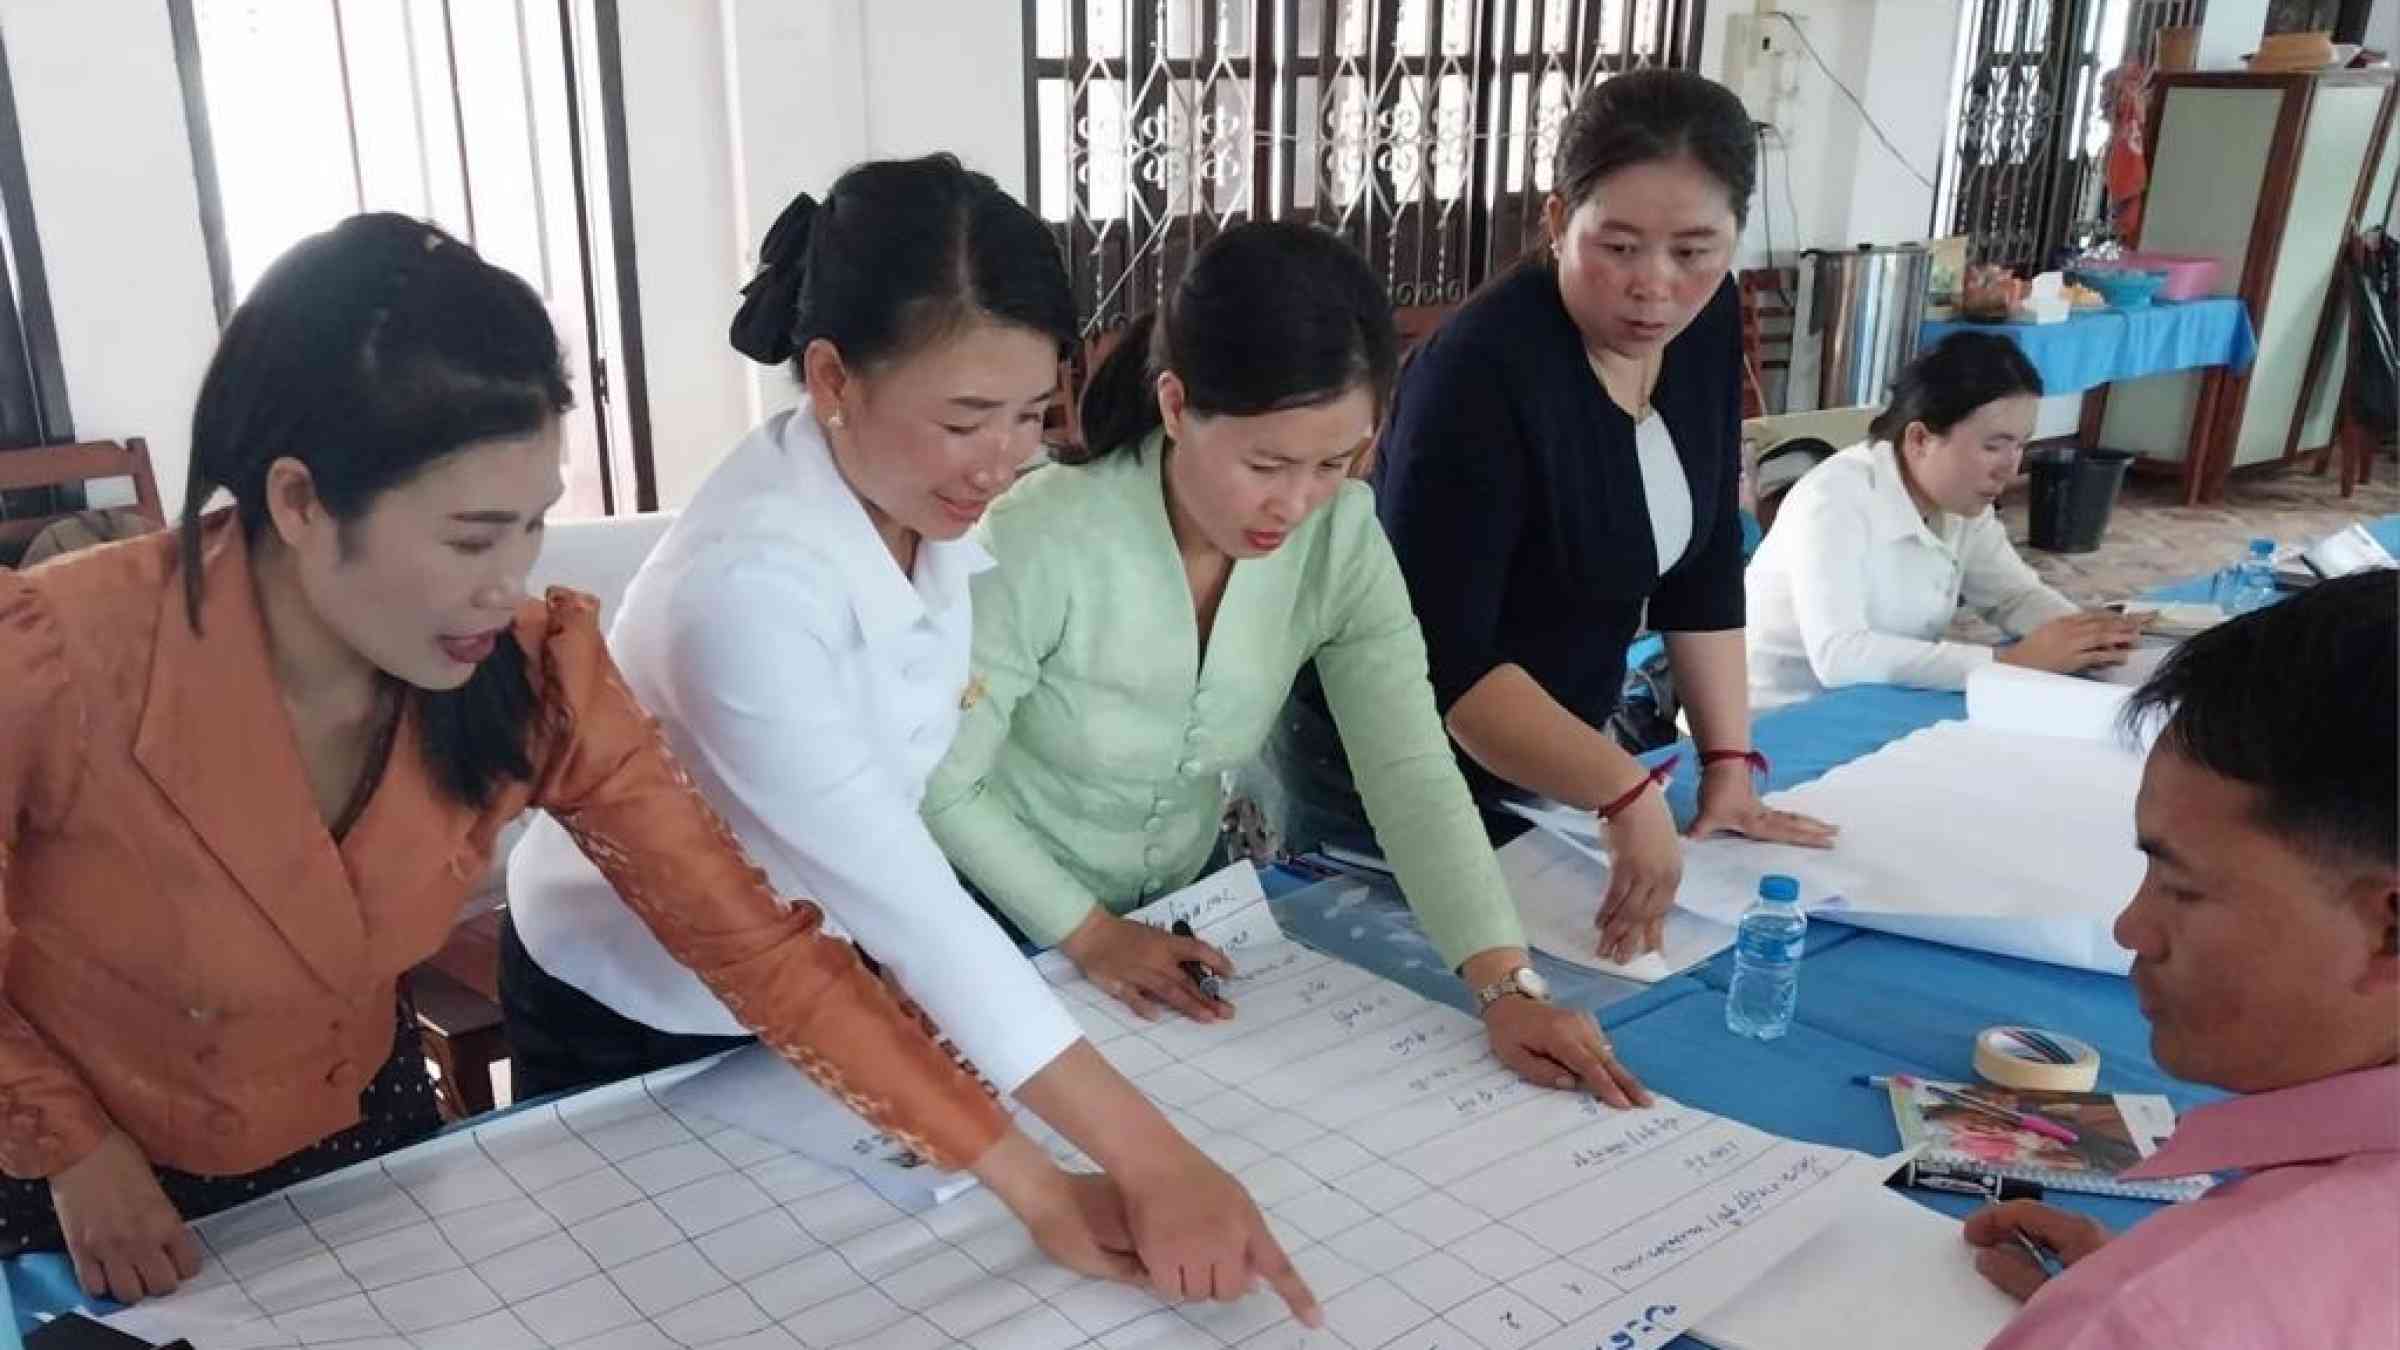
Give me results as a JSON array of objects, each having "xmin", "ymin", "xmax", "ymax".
[{"xmin": 1918, "ymin": 297, "xmax": 2258, "ymax": 397}]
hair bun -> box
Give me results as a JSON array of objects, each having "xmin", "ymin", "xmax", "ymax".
[{"xmin": 728, "ymin": 192, "xmax": 819, "ymax": 364}]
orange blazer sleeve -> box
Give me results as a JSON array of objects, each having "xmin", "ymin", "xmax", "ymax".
[
  {"xmin": 0, "ymin": 575, "xmax": 116, "ymax": 1178},
  {"xmin": 518, "ymin": 591, "xmax": 1008, "ymax": 1171}
]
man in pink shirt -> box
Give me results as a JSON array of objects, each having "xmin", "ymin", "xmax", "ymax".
[{"xmin": 1965, "ymin": 568, "xmax": 2399, "ymax": 1347}]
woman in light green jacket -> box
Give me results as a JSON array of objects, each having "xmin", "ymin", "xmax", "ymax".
[{"xmin": 925, "ymin": 223, "xmax": 1648, "ymax": 1106}]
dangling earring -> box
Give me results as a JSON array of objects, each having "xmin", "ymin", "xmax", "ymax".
[{"xmin": 827, "ymin": 410, "xmax": 847, "ymax": 430}]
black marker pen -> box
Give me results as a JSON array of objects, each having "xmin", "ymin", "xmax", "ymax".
[
  {"xmin": 1170, "ymin": 919, "xmax": 1224, "ymax": 1001},
  {"xmin": 1885, "ymin": 1158, "xmax": 2044, "ymax": 1203}
]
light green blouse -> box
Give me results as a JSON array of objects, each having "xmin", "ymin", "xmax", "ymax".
[{"xmin": 922, "ymin": 434, "xmax": 1523, "ymax": 970}]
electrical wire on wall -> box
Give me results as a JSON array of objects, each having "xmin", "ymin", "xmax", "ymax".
[
  {"xmin": 1773, "ymin": 11, "xmax": 1937, "ymax": 193},
  {"xmin": 1754, "ymin": 124, "xmax": 1801, "ymax": 308}
]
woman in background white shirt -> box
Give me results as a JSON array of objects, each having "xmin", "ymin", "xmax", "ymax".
[
  {"xmin": 503, "ymin": 156, "xmax": 1317, "ymax": 1320},
  {"xmin": 1745, "ymin": 333, "xmax": 2144, "ymax": 710}
]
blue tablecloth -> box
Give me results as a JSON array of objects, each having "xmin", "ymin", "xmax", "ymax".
[{"xmin": 1919, "ymin": 297, "xmax": 2257, "ymax": 397}]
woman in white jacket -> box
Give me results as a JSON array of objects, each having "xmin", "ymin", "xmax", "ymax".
[{"xmin": 1745, "ymin": 333, "xmax": 2143, "ymax": 710}]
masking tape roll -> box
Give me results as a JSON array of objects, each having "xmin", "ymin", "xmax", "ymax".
[{"xmin": 1974, "ymin": 1025, "xmax": 2101, "ymax": 1092}]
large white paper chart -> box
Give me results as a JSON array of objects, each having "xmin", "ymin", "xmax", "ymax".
[
  {"xmin": 106, "ymin": 863, "xmax": 1882, "ymax": 1350},
  {"xmin": 661, "ymin": 1042, "xmax": 982, "ymax": 1212}
]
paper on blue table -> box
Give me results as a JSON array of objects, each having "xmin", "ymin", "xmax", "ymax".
[
  {"xmin": 1690, "ymin": 1185, "xmax": 2019, "ymax": 1350},
  {"xmin": 1663, "ymin": 668, "xmax": 2149, "ymax": 974},
  {"xmin": 1494, "ymin": 825, "xmax": 1738, "ymax": 982}
]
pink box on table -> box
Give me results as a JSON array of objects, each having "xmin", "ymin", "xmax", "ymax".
[{"xmin": 2116, "ymin": 252, "xmax": 2222, "ymax": 301}]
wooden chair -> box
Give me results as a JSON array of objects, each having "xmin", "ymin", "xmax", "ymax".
[
  {"xmin": 1737, "ymin": 268, "xmax": 1799, "ymax": 418},
  {"xmin": 0, "ymin": 437, "xmax": 166, "ymax": 558},
  {"xmin": 2308, "ymin": 228, "xmax": 2395, "ymax": 498},
  {"xmin": 1392, "ymin": 302, "xmax": 1457, "ymax": 352},
  {"xmin": 414, "ymin": 909, "xmax": 508, "ymax": 1120}
]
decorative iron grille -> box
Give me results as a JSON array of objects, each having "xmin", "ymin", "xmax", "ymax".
[
  {"xmin": 1026, "ymin": 0, "xmax": 1706, "ymax": 334},
  {"xmin": 1936, "ymin": 0, "xmax": 2206, "ymax": 274}
]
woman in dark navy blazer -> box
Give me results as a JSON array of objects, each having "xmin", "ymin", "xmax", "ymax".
[{"xmin": 1272, "ymin": 70, "xmax": 1834, "ymax": 967}]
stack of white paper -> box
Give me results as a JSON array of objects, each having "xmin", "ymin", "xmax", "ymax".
[
  {"xmin": 1691, "ymin": 1188, "xmax": 2021, "ymax": 1349},
  {"xmin": 1494, "ymin": 822, "xmax": 1738, "ymax": 982},
  {"xmin": 1680, "ymin": 664, "xmax": 2152, "ymax": 973}
]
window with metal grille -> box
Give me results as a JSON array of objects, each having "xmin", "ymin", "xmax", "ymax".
[
  {"xmin": 0, "ymin": 23, "xmax": 77, "ymax": 529},
  {"xmin": 1934, "ymin": 0, "xmax": 2206, "ymax": 275},
  {"xmin": 168, "ymin": 0, "xmax": 653, "ymax": 516},
  {"xmin": 1026, "ymin": 0, "xmax": 1707, "ymax": 334}
]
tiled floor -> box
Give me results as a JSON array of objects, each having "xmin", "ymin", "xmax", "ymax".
[{"xmin": 1997, "ymin": 454, "xmax": 2400, "ymax": 604}]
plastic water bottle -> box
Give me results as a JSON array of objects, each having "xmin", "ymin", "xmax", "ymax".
[
  {"xmin": 1726, "ymin": 875, "xmax": 1806, "ymax": 1040},
  {"xmin": 2221, "ymin": 537, "xmax": 2278, "ymax": 614}
]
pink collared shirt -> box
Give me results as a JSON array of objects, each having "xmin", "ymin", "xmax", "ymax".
[{"xmin": 1987, "ymin": 1064, "xmax": 2400, "ymax": 1349}]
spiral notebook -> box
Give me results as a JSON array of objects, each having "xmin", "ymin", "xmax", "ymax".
[{"xmin": 1887, "ymin": 1080, "xmax": 2215, "ymax": 1203}]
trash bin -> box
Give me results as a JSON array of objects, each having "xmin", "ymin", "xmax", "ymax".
[{"xmin": 2027, "ymin": 448, "xmax": 2136, "ymax": 553}]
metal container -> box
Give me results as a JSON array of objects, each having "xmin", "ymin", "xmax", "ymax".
[{"xmin": 1807, "ymin": 244, "xmax": 1932, "ymax": 411}]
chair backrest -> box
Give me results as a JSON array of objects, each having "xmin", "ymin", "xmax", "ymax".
[
  {"xmin": 0, "ymin": 438, "xmax": 166, "ymax": 557},
  {"xmin": 1393, "ymin": 302, "xmax": 1458, "ymax": 351},
  {"xmin": 526, "ymin": 511, "xmax": 678, "ymax": 631},
  {"xmin": 1738, "ymin": 268, "xmax": 1800, "ymax": 417}
]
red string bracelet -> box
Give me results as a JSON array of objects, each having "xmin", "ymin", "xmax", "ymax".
[
  {"xmin": 1596, "ymin": 754, "xmax": 1679, "ymax": 822},
  {"xmin": 1699, "ymin": 747, "xmax": 1771, "ymax": 779}
]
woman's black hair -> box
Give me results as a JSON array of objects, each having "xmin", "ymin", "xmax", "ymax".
[
  {"xmin": 1553, "ymin": 68, "xmax": 1758, "ymax": 228},
  {"xmin": 1868, "ymin": 332, "xmax": 2045, "ymax": 445},
  {"xmin": 729, "ymin": 153, "xmax": 1075, "ymax": 374},
  {"xmin": 181, "ymin": 212, "xmax": 571, "ymax": 809},
  {"xmin": 1074, "ymin": 221, "xmax": 1398, "ymax": 459}
]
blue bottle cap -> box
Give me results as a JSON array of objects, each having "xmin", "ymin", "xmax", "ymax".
[
  {"xmin": 1758, "ymin": 875, "xmax": 1800, "ymax": 904},
  {"xmin": 2248, "ymin": 537, "xmax": 2274, "ymax": 556}
]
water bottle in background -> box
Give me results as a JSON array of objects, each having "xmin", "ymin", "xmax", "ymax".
[
  {"xmin": 2222, "ymin": 537, "xmax": 2278, "ymax": 614},
  {"xmin": 1726, "ymin": 875, "xmax": 1806, "ymax": 1040}
]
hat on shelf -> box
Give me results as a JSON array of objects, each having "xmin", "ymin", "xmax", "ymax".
[{"xmin": 2243, "ymin": 30, "xmax": 2337, "ymax": 72}]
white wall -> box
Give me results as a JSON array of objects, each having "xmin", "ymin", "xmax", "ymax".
[
  {"xmin": 0, "ymin": 0, "xmax": 1025, "ymax": 518},
  {"xmin": 611, "ymin": 0, "xmax": 755, "ymax": 506},
  {"xmin": 1835, "ymin": 1, "xmax": 1956, "ymax": 247},
  {"xmin": 2196, "ymin": 0, "xmax": 2269, "ymax": 69},
  {"xmin": 1716, "ymin": 0, "xmax": 1958, "ymax": 272},
  {"xmin": 1, "ymin": 0, "xmax": 221, "ymax": 517},
  {"xmin": 859, "ymin": 4, "xmax": 1026, "ymax": 197},
  {"xmin": 626, "ymin": 0, "xmax": 1027, "ymax": 494}
]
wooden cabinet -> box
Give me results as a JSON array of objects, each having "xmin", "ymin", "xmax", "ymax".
[{"xmin": 2092, "ymin": 70, "xmax": 2395, "ymax": 503}]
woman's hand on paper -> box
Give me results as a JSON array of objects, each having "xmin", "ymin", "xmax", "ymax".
[
  {"xmin": 1999, "ymin": 612, "xmax": 2145, "ymax": 675},
  {"xmin": 49, "ymin": 1127, "xmax": 205, "ymax": 1304},
  {"xmin": 1596, "ymin": 787, "xmax": 1683, "ymax": 961},
  {"xmin": 1685, "ymin": 762, "xmax": 1839, "ymax": 853},
  {"xmin": 971, "ymin": 1132, "xmax": 1147, "ymax": 1285},
  {"xmin": 1480, "ymin": 994, "xmax": 1653, "ymax": 1109},
  {"xmin": 1116, "ymin": 1143, "xmax": 1323, "ymax": 1323},
  {"xmin": 1963, "ymin": 1200, "xmax": 2111, "ymax": 1300},
  {"xmin": 1060, "ymin": 908, "xmax": 1235, "ymax": 1023}
]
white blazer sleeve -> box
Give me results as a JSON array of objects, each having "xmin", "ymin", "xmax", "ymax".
[
  {"xmin": 1959, "ymin": 509, "xmax": 2081, "ymax": 637},
  {"xmin": 656, "ymin": 557, "xmax": 1083, "ymax": 1095},
  {"xmin": 1780, "ymin": 489, "xmax": 1998, "ymax": 693}
]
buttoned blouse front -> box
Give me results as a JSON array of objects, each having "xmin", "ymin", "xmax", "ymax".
[
  {"xmin": 0, "ymin": 515, "xmax": 1007, "ymax": 1182},
  {"xmin": 507, "ymin": 405, "xmax": 1082, "ymax": 1093},
  {"xmin": 924, "ymin": 439, "xmax": 1523, "ymax": 970}
]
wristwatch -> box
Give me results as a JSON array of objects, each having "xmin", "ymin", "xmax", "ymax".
[{"xmin": 1473, "ymin": 964, "xmax": 1552, "ymax": 1012}]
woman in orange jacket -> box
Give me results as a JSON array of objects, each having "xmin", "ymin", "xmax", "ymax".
[{"xmin": 0, "ymin": 214, "xmax": 1306, "ymax": 1318}]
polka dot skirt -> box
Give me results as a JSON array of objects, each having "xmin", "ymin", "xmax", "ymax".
[{"xmin": 0, "ymin": 1000, "xmax": 440, "ymax": 1257}]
